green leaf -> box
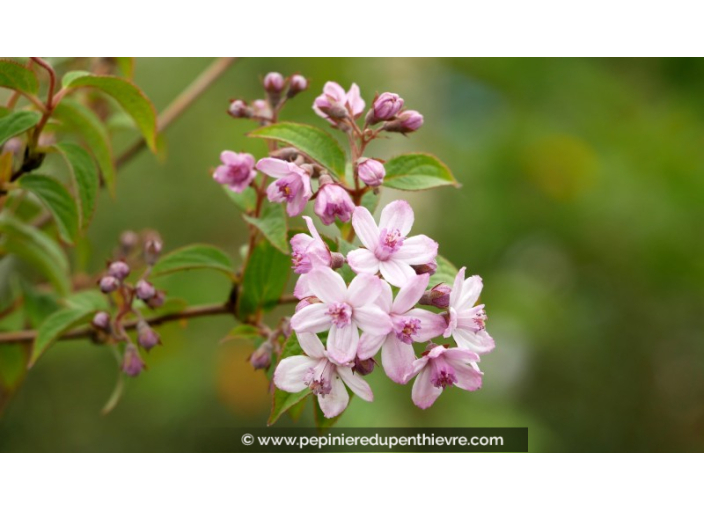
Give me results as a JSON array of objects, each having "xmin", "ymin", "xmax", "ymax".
[
  {"xmin": 0, "ymin": 214, "xmax": 70, "ymax": 296},
  {"xmin": 151, "ymin": 244, "xmax": 235, "ymax": 278},
  {"xmin": 429, "ymin": 254, "xmax": 459, "ymax": 287},
  {"xmin": 64, "ymin": 289, "xmax": 108, "ymax": 311},
  {"xmin": 383, "ymin": 153, "xmax": 459, "ymax": 191},
  {"xmin": 113, "ymin": 58, "xmax": 135, "ymax": 79},
  {"xmin": 249, "ymin": 122, "xmax": 346, "ymax": 178},
  {"xmin": 221, "ymin": 324, "xmax": 263, "ymax": 345},
  {"xmin": 0, "ymin": 59, "xmax": 38, "ymax": 94},
  {"xmin": 223, "ymin": 186, "xmax": 257, "ymax": 212},
  {"xmin": 361, "ymin": 189, "xmax": 380, "ymax": 214},
  {"xmin": 237, "ymin": 239, "xmax": 290, "ymax": 319},
  {"xmin": 63, "ymin": 74, "xmax": 158, "ymax": 152},
  {"xmin": 268, "ymin": 333, "xmax": 311, "ymax": 426},
  {"xmin": 53, "ymin": 100, "xmax": 116, "ymax": 197},
  {"xmin": 54, "ymin": 142, "xmax": 99, "ymax": 231},
  {"xmin": 61, "ymin": 71, "xmax": 90, "ymax": 88},
  {"xmin": 0, "ymin": 343, "xmax": 31, "ymax": 415},
  {"xmin": 18, "ymin": 174, "xmax": 79, "ymax": 244},
  {"xmin": 0, "ymin": 110, "xmax": 42, "ymax": 146},
  {"xmin": 29, "ymin": 305, "xmax": 97, "ymax": 367},
  {"xmin": 19, "ymin": 280, "xmax": 60, "ymax": 328},
  {"xmin": 242, "ymin": 202, "xmax": 289, "ymax": 254}
]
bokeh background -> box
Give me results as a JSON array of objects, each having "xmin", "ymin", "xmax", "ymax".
[{"xmin": 1, "ymin": 58, "xmax": 703, "ymax": 452}]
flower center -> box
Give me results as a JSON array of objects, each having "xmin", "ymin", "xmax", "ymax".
[
  {"xmin": 393, "ymin": 316, "xmax": 422, "ymax": 344},
  {"xmin": 374, "ymin": 228, "xmax": 404, "ymax": 261},
  {"xmin": 326, "ymin": 302, "xmax": 352, "ymax": 328},
  {"xmin": 304, "ymin": 360, "xmax": 333, "ymax": 396},
  {"xmin": 291, "ymin": 250, "xmax": 312, "ymax": 274},
  {"xmin": 431, "ymin": 363, "xmax": 458, "ymax": 389}
]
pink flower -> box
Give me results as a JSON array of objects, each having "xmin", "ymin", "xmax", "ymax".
[
  {"xmin": 313, "ymin": 81, "xmax": 365, "ymax": 123},
  {"xmin": 274, "ymin": 332, "xmax": 373, "ymax": 418},
  {"xmin": 442, "ymin": 267, "xmax": 495, "ymax": 354},
  {"xmin": 291, "ymin": 216, "xmax": 333, "ymax": 299},
  {"xmin": 213, "ymin": 151, "xmax": 257, "ymax": 193},
  {"xmin": 357, "ymin": 158, "xmax": 385, "ymax": 187},
  {"xmin": 263, "ymin": 72, "xmax": 285, "ymax": 93},
  {"xmin": 314, "ymin": 183, "xmax": 355, "ymax": 225},
  {"xmin": 256, "ymin": 157, "xmax": 312, "ymax": 217},
  {"xmin": 406, "ymin": 345, "xmax": 482, "ymax": 409},
  {"xmin": 290, "ymin": 267, "xmax": 392, "ymax": 364},
  {"xmin": 347, "ymin": 200, "xmax": 438, "ymax": 287},
  {"xmin": 358, "ymin": 274, "xmax": 447, "ymax": 383}
]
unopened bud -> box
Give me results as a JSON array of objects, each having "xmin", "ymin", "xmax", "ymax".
[
  {"xmin": 122, "ymin": 343, "xmax": 146, "ymax": 377},
  {"xmin": 119, "ymin": 230, "xmax": 139, "ymax": 254},
  {"xmin": 370, "ymin": 92, "xmax": 404, "ymax": 123},
  {"xmin": 144, "ymin": 234, "xmax": 163, "ymax": 265},
  {"xmin": 419, "ymin": 283, "xmax": 452, "ymax": 309},
  {"xmin": 263, "ymin": 72, "xmax": 285, "ymax": 93},
  {"xmin": 357, "ymin": 158, "xmax": 385, "ymax": 187},
  {"xmin": 352, "ymin": 356, "xmax": 375, "ymax": 376},
  {"xmin": 287, "ymin": 74, "xmax": 308, "ymax": 98},
  {"xmin": 92, "ymin": 311, "xmax": 111, "ymax": 331},
  {"xmin": 99, "ymin": 275, "xmax": 120, "ymax": 293},
  {"xmin": 146, "ymin": 290, "xmax": 166, "ymax": 309},
  {"xmin": 295, "ymin": 296, "xmax": 319, "ymax": 312},
  {"xmin": 382, "ymin": 110, "xmax": 424, "ymax": 134},
  {"xmin": 135, "ymin": 280, "xmax": 156, "ymax": 301},
  {"xmin": 251, "ymin": 99, "xmax": 271, "ymax": 119},
  {"xmin": 228, "ymin": 99, "xmax": 251, "ymax": 118},
  {"xmin": 137, "ymin": 321, "xmax": 161, "ymax": 351},
  {"xmin": 330, "ymin": 252, "xmax": 345, "ymax": 269},
  {"xmin": 249, "ymin": 341, "xmax": 273, "ymax": 370},
  {"xmin": 108, "ymin": 260, "xmax": 130, "ymax": 280},
  {"xmin": 412, "ymin": 261, "xmax": 437, "ymax": 276}
]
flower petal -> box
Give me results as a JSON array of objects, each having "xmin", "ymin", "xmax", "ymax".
[
  {"xmin": 318, "ymin": 373, "xmax": 350, "ymax": 418},
  {"xmin": 308, "ymin": 267, "xmax": 347, "ymax": 303},
  {"xmin": 357, "ymin": 332, "xmax": 387, "ymax": 360},
  {"xmin": 303, "ymin": 215, "xmax": 324, "ymax": 243},
  {"xmin": 453, "ymin": 328, "xmax": 495, "ymax": 354},
  {"xmin": 404, "ymin": 308, "xmax": 447, "ymax": 342},
  {"xmin": 375, "ymin": 280, "xmax": 394, "ymax": 313},
  {"xmin": 354, "ymin": 306, "xmax": 393, "ymax": 336},
  {"xmin": 290, "ymin": 302, "xmax": 330, "ymax": 333},
  {"xmin": 379, "ymin": 200, "xmax": 414, "ymax": 237},
  {"xmin": 455, "ymin": 275, "xmax": 483, "ymax": 310},
  {"xmin": 290, "ymin": 233, "xmax": 314, "ymax": 254},
  {"xmin": 351, "ymin": 206, "xmax": 380, "ymax": 250},
  {"xmin": 450, "ymin": 362, "xmax": 483, "ymax": 392},
  {"xmin": 449, "ymin": 267, "xmax": 466, "ymax": 309},
  {"xmin": 347, "ymin": 248, "xmax": 380, "ymax": 276},
  {"xmin": 346, "ymin": 83, "xmax": 365, "ymax": 117},
  {"xmin": 297, "ymin": 332, "xmax": 325, "ymax": 359},
  {"xmin": 393, "ymin": 235, "xmax": 439, "ymax": 265},
  {"xmin": 327, "ymin": 324, "xmax": 359, "ymax": 365},
  {"xmin": 379, "ymin": 259, "xmax": 416, "ymax": 287},
  {"xmin": 273, "ymin": 355, "xmax": 317, "ymax": 393},
  {"xmin": 411, "ymin": 365, "xmax": 443, "ymax": 409},
  {"xmin": 346, "ymin": 273, "xmax": 382, "ymax": 307},
  {"xmin": 293, "ymin": 273, "xmax": 311, "ymax": 299},
  {"xmin": 337, "ymin": 366, "xmax": 373, "ymax": 401},
  {"xmin": 381, "ymin": 336, "xmax": 416, "ymax": 384},
  {"xmin": 392, "ymin": 273, "xmax": 430, "ymax": 314},
  {"xmin": 256, "ymin": 157, "xmax": 290, "ymax": 178},
  {"xmin": 443, "ymin": 348, "xmax": 481, "ymax": 365}
]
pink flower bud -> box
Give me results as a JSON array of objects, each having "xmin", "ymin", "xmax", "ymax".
[
  {"xmin": 213, "ymin": 151, "xmax": 257, "ymax": 193},
  {"xmin": 372, "ymin": 92, "xmax": 404, "ymax": 122},
  {"xmin": 352, "ymin": 356, "xmax": 375, "ymax": 376},
  {"xmin": 357, "ymin": 158, "xmax": 385, "ymax": 187},
  {"xmin": 263, "ymin": 72, "xmax": 285, "ymax": 93},
  {"xmin": 108, "ymin": 261, "xmax": 130, "ymax": 280},
  {"xmin": 314, "ymin": 180, "xmax": 355, "ymax": 226},
  {"xmin": 135, "ymin": 280, "xmax": 156, "ymax": 301},
  {"xmin": 137, "ymin": 321, "xmax": 161, "ymax": 351},
  {"xmin": 92, "ymin": 311, "xmax": 111, "ymax": 331},
  {"xmin": 144, "ymin": 234, "xmax": 163, "ymax": 266},
  {"xmin": 412, "ymin": 261, "xmax": 437, "ymax": 276},
  {"xmin": 288, "ymin": 74, "xmax": 308, "ymax": 98},
  {"xmin": 122, "ymin": 343, "xmax": 145, "ymax": 377},
  {"xmin": 99, "ymin": 276, "xmax": 120, "ymax": 294},
  {"xmin": 383, "ymin": 110, "xmax": 424, "ymax": 134},
  {"xmin": 146, "ymin": 290, "xmax": 166, "ymax": 309},
  {"xmin": 419, "ymin": 283, "xmax": 451, "ymax": 309},
  {"xmin": 228, "ymin": 99, "xmax": 251, "ymax": 118},
  {"xmin": 119, "ymin": 230, "xmax": 139, "ymax": 253},
  {"xmin": 249, "ymin": 342, "xmax": 273, "ymax": 370},
  {"xmin": 251, "ymin": 99, "xmax": 271, "ymax": 119}
]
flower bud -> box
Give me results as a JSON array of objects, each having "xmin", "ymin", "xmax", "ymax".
[
  {"xmin": 251, "ymin": 99, "xmax": 271, "ymax": 119},
  {"xmin": 357, "ymin": 158, "xmax": 385, "ymax": 187},
  {"xmin": 119, "ymin": 230, "xmax": 139, "ymax": 254},
  {"xmin": 330, "ymin": 252, "xmax": 345, "ymax": 269},
  {"xmin": 99, "ymin": 275, "xmax": 120, "ymax": 294},
  {"xmin": 135, "ymin": 280, "xmax": 156, "ymax": 301},
  {"xmin": 228, "ymin": 99, "xmax": 251, "ymax": 118},
  {"xmin": 382, "ymin": 110, "xmax": 424, "ymax": 134},
  {"xmin": 122, "ymin": 343, "xmax": 146, "ymax": 377},
  {"xmin": 92, "ymin": 311, "xmax": 111, "ymax": 331},
  {"xmin": 370, "ymin": 92, "xmax": 404, "ymax": 123},
  {"xmin": 314, "ymin": 177, "xmax": 355, "ymax": 226},
  {"xmin": 263, "ymin": 72, "xmax": 285, "ymax": 93},
  {"xmin": 287, "ymin": 74, "xmax": 308, "ymax": 98},
  {"xmin": 412, "ymin": 261, "xmax": 437, "ymax": 276},
  {"xmin": 146, "ymin": 290, "xmax": 166, "ymax": 309},
  {"xmin": 249, "ymin": 341, "xmax": 273, "ymax": 370},
  {"xmin": 352, "ymin": 356, "xmax": 375, "ymax": 376},
  {"xmin": 108, "ymin": 260, "xmax": 130, "ymax": 280},
  {"xmin": 419, "ymin": 283, "xmax": 451, "ymax": 309},
  {"xmin": 295, "ymin": 296, "xmax": 320, "ymax": 312},
  {"xmin": 144, "ymin": 234, "xmax": 163, "ymax": 265},
  {"xmin": 137, "ymin": 321, "xmax": 161, "ymax": 351}
]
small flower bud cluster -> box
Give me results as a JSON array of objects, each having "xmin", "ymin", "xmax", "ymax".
[{"xmin": 228, "ymin": 71, "xmax": 308, "ymax": 122}]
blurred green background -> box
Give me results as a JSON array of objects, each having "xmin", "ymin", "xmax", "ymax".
[{"xmin": 1, "ymin": 58, "xmax": 703, "ymax": 452}]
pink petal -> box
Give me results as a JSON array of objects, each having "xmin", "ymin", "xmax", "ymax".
[
  {"xmin": 327, "ymin": 324, "xmax": 359, "ymax": 364},
  {"xmin": 266, "ymin": 181, "xmax": 284, "ymax": 203},
  {"xmin": 357, "ymin": 332, "xmax": 387, "ymax": 360},
  {"xmin": 444, "ymin": 348, "xmax": 481, "ymax": 365},
  {"xmin": 379, "ymin": 259, "xmax": 416, "ymax": 288},
  {"xmin": 290, "ymin": 302, "xmax": 330, "ymax": 333},
  {"xmin": 449, "ymin": 267, "xmax": 467, "ymax": 309},
  {"xmin": 406, "ymin": 355, "xmax": 430, "ymax": 382},
  {"xmin": 347, "ymin": 248, "xmax": 380, "ymax": 276},
  {"xmin": 297, "ymin": 332, "xmax": 325, "ymax": 359},
  {"xmin": 375, "ymin": 280, "xmax": 394, "ymax": 313},
  {"xmin": 353, "ymin": 306, "xmax": 393, "ymax": 336},
  {"xmin": 293, "ymin": 273, "xmax": 311, "ymax": 299},
  {"xmin": 220, "ymin": 150, "xmax": 239, "ymax": 165},
  {"xmin": 308, "ymin": 267, "xmax": 346, "ymax": 303},
  {"xmin": 393, "ymin": 235, "xmax": 439, "ymax": 265},
  {"xmin": 404, "ymin": 308, "xmax": 448, "ymax": 342},
  {"xmin": 392, "ymin": 273, "xmax": 430, "ymax": 314},
  {"xmin": 455, "ymin": 275, "xmax": 484, "ymax": 310},
  {"xmin": 346, "ymin": 273, "xmax": 382, "ymax": 308},
  {"xmin": 453, "ymin": 328, "xmax": 495, "ymax": 354},
  {"xmin": 379, "ymin": 200, "xmax": 414, "ymax": 237},
  {"xmin": 323, "ymin": 81, "xmax": 346, "ymax": 102},
  {"xmin": 381, "ymin": 336, "xmax": 416, "ymax": 384},
  {"xmin": 256, "ymin": 157, "xmax": 290, "ymax": 178},
  {"xmin": 351, "ymin": 206, "xmax": 380, "ymax": 250},
  {"xmin": 302, "ymin": 215, "xmax": 323, "ymax": 243},
  {"xmin": 290, "ymin": 233, "xmax": 314, "ymax": 254},
  {"xmin": 426, "ymin": 344, "xmax": 448, "ymax": 359},
  {"xmin": 337, "ymin": 366, "xmax": 373, "ymax": 402},
  {"xmin": 273, "ymin": 355, "xmax": 318, "ymax": 393},
  {"xmin": 411, "ymin": 366, "xmax": 443, "ymax": 409},
  {"xmin": 450, "ymin": 362, "xmax": 483, "ymax": 392},
  {"xmin": 318, "ymin": 373, "xmax": 349, "ymax": 418},
  {"xmin": 346, "ymin": 83, "xmax": 365, "ymax": 117}
]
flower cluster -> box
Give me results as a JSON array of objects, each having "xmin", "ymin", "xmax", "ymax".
[{"xmin": 216, "ymin": 75, "xmax": 494, "ymax": 419}]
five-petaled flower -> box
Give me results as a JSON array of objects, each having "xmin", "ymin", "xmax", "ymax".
[
  {"xmin": 357, "ymin": 274, "xmax": 447, "ymax": 383},
  {"xmin": 405, "ymin": 344, "xmax": 483, "ymax": 409},
  {"xmin": 313, "ymin": 81, "xmax": 365, "ymax": 123},
  {"xmin": 290, "ymin": 267, "xmax": 392, "ymax": 364},
  {"xmin": 274, "ymin": 332, "xmax": 373, "ymax": 418},
  {"xmin": 212, "ymin": 151, "xmax": 257, "ymax": 193},
  {"xmin": 256, "ymin": 157, "xmax": 312, "ymax": 217},
  {"xmin": 347, "ymin": 200, "xmax": 438, "ymax": 287}
]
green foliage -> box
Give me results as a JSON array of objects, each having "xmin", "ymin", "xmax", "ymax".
[
  {"xmin": 383, "ymin": 153, "xmax": 458, "ymax": 190},
  {"xmin": 0, "ymin": 343, "xmax": 30, "ymax": 415},
  {"xmin": 237, "ymin": 239, "xmax": 290, "ymax": 319},
  {"xmin": 54, "ymin": 142, "xmax": 99, "ymax": 232},
  {"xmin": 224, "ymin": 186, "xmax": 257, "ymax": 212},
  {"xmin": 242, "ymin": 202, "xmax": 289, "ymax": 254},
  {"xmin": 151, "ymin": 244, "xmax": 234, "ymax": 278},
  {"xmin": 0, "ymin": 59, "xmax": 38, "ymax": 95},
  {"xmin": 18, "ymin": 174, "xmax": 79, "ymax": 244},
  {"xmin": 222, "ymin": 324, "xmax": 263, "ymax": 344},
  {"xmin": 268, "ymin": 333, "xmax": 311, "ymax": 426},
  {"xmin": 62, "ymin": 74, "xmax": 158, "ymax": 152},
  {"xmin": 0, "ymin": 111, "xmax": 42, "ymax": 146},
  {"xmin": 429, "ymin": 254, "xmax": 459, "ymax": 287},
  {"xmin": 249, "ymin": 122, "xmax": 346, "ymax": 179}
]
